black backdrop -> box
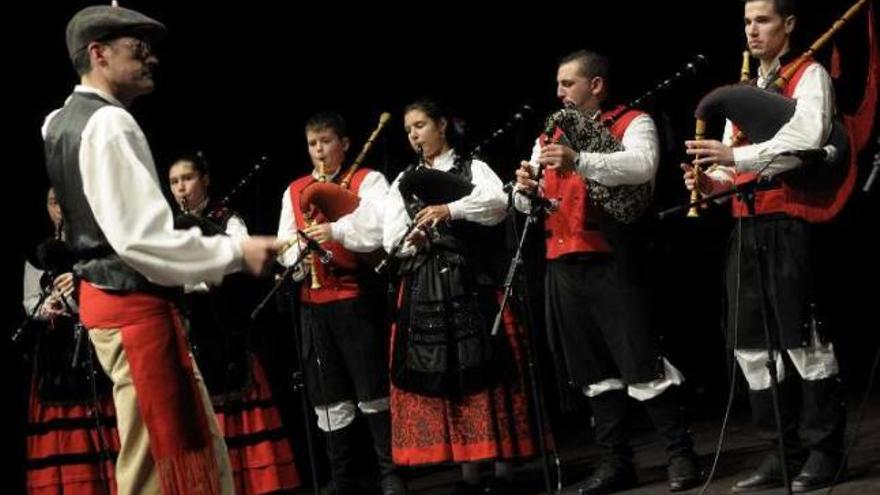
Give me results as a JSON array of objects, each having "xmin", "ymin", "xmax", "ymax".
[{"xmin": 4, "ymin": 1, "xmax": 878, "ymax": 492}]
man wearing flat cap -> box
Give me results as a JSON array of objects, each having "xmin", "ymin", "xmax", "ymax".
[{"xmin": 42, "ymin": 5, "xmax": 280, "ymax": 494}]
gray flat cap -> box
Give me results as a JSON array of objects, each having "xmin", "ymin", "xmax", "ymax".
[{"xmin": 66, "ymin": 5, "xmax": 166, "ymax": 62}]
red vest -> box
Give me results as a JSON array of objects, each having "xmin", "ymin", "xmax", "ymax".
[
  {"xmin": 288, "ymin": 167, "xmax": 371, "ymax": 304},
  {"xmin": 731, "ymin": 60, "xmax": 822, "ymax": 219},
  {"xmin": 542, "ymin": 107, "xmax": 644, "ymax": 259}
]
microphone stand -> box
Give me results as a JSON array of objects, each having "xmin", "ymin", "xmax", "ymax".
[
  {"xmin": 250, "ymin": 243, "xmax": 322, "ymax": 495},
  {"xmin": 491, "ymin": 191, "xmax": 550, "ymax": 337},
  {"xmin": 659, "ymin": 169, "xmax": 793, "ymax": 495},
  {"xmin": 75, "ymin": 301, "xmax": 114, "ymax": 495},
  {"xmin": 11, "ymin": 287, "xmax": 52, "ymax": 344},
  {"xmin": 57, "ymin": 282, "xmax": 114, "ymax": 495},
  {"xmin": 490, "ymin": 164, "xmax": 564, "ymax": 493}
]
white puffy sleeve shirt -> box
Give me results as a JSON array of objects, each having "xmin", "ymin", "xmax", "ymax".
[{"xmin": 42, "ymin": 86, "xmax": 244, "ymax": 287}]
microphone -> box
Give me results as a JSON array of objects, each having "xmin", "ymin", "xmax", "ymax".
[
  {"xmin": 514, "ymin": 189, "xmax": 558, "ymax": 212},
  {"xmin": 297, "ymin": 230, "xmax": 333, "ymax": 264},
  {"xmin": 864, "ymin": 137, "xmax": 880, "ymax": 193},
  {"xmin": 778, "ymin": 145, "xmax": 837, "ymax": 162}
]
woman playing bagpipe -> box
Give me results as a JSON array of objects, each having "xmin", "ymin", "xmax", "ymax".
[
  {"xmin": 169, "ymin": 155, "xmax": 300, "ymax": 494},
  {"xmin": 20, "ymin": 188, "xmax": 120, "ymax": 494},
  {"xmin": 384, "ymin": 99, "xmax": 540, "ymax": 495}
]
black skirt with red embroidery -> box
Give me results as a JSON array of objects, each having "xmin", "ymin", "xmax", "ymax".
[
  {"xmin": 212, "ymin": 355, "xmax": 300, "ymax": 494},
  {"xmin": 390, "ymin": 255, "xmax": 545, "ymax": 465},
  {"xmin": 184, "ymin": 283, "xmax": 301, "ymax": 494},
  {"xmin": 25, "ymin": 321, "xmax": 120, "ymax": 495}
]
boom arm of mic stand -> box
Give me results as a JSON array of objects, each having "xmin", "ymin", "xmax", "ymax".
[
  {"xmin": 658, "ymin": 187, "xmax": 741, "ymax": 220},
  {"xmin": 11, "ymin": 288, "xmax": 54, "ymax": 343},
  {"xmin": 250, "ymin": 245, "xmax": 313, "ymax": 322},
  {"xmin": 660, "ymin": 151, "xmax": 795, "ymax": 220},
  {"xmin": 491, "ymin": 210, "xmax": 542, "ymax": 336},
  {"xmin": 375, "ymin": 221, "xmax": 418, "ymax": 275},
  {"xmin": 658, "ymin": 177, "xmax": 776, "ymax": 220}
]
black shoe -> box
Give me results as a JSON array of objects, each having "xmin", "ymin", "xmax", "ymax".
[
  {"xmin": 576, "ymin": 459, "xmax": 638, "ymax": 495},
  {"xmin": 667, "ymin": 453, "xmax": 703, "ymax": 492},
  {"xmin": 448, "ymin": 481, "xmax": 482, "ymax": 495},
  {"xmin": 379, "ymin": 473, "xmax": 408, "ymax": 495},
  {"xmin": 319, "ymin": 481, "xmax": 342, "ymax": 495},
  {"xmin": 732, "ymin": 453, "xmax": 790, "ymax": 493},
  {"xmin": 482, "ymin": 477, "xmax": 514, "ymax": 494},
  {"xmin": 791, "ymin": 450, "xmax": 844, "ymax": 493}
]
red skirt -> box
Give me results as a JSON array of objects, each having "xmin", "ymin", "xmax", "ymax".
[
  {"xmin": 26, "ymin": 378, "xmax": 120, "ymax": 495},
  {"xmin": 214, "ymin": 356, "xmax": 300, "ymax": 494},
  {"xmin": 391, "ymin": 300, "xmax": 540, "ymax": 466}
]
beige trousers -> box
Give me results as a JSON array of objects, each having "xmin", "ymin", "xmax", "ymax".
[{"xmin": 88, "ymin": 327, "xmax": 234, "ymax": 495}]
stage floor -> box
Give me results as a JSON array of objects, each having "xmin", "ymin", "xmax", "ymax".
[{"xmin": 401, "ymin": 395, "xmax": 880, "ymax": 495}]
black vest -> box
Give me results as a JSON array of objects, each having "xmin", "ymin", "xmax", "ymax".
[
  {"xmin": 44, "ymin": 91, "xmax": 161, "ymax": 293},
  {"xmin": 400, "ymin": 159, "xmax": 507, "ymax": 285}
]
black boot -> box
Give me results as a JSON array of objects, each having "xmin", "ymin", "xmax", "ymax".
[
  {"xmin": 792, "ymin": 376, "xmax": 846, "ymax": 493},
  {"xmin": 365, "ymin": 410, "xmax": 407, "ymax": 495},
  {"xmin": 323, "ymin": 422, "xmax": 360, "ymax": 495},
  {"xmin": 577, "ymin": 390, "xmax": 637, "ymax": 495},
  {"xmin": 448, "ymin": 481, "xmax": 482, "ymax": 495},
  {"xmin": 482, "ymin": 476, "xmax": 515, "ymax": 495},
  {"xmin": 732, "ymin": 450, "xmax": 793, "ymax": 493},
  {"xmin": 643, "ymin": 386, "xmax": 702, "ymax": 492},
  {"xmin": 733, "ymin": 381, "xmax": 804, "ymax": 493}
]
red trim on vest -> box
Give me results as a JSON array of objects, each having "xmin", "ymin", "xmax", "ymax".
[
  {"xmin": 731, "ymin": 60, "xmax": 824, "ymax": 219},
  {"xmin": 542, "ymin": 107, "xmax": 644, "ymax": 259},
  {"xmin": 288, "ymin": 168, "xmax": 371, "ymax": 304}
]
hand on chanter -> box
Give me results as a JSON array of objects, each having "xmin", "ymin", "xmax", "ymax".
[
  {"xmin": 303, "ymin": 222, "xmax": 333, "ymax": 244},
  {"xmin": 515, "ymin": 162, "xmax": 538, "ymax": 192},
  {"xmin": 538, "ymin": 144, "xmax": 578, "ymax": 171},
  {"xmin": 685, "ymin": 139, "xmax": 734, "ymax": 167},
  {"xmin": 414, "ymin": 204, "xmax": 451, "ymax": 229}
]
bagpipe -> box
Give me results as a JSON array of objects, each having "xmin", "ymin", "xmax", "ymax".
[
  {"xmin": 538, "ymin": 55, "xmax": 708, "ymax": 224},
  {"xmin": 174, "ymin": 153, "xmax": 268, "ymax": 234},
  {"xmin": 35, "ymin": 235, "xmax": 76, "ymax": 285},
  {"xmin": 542, "ymin": 106, "xmax": 651, "ymax": 224},
  {"xmin": 687, "ymin": 0, "xmax": 877, "ymax": 221},
  {"xmin": 388, "ymin": 151, "xmax": 511, "ymax": 399},
  {"xmin": 398, "ymin": 165, "xmax": 475, "ymax": 211},
  {"xmin": 17, "ymin": 235, "xmax": 114, "ymax": 404},
  {"xmin": 375, "ymin": 146, "xmax": 476, "ymax": 274},
  {"xmin": 291, "ymin": 113, "xmax": 392, "ymax": 283},
  {"xmin": 693, "ymin": 83, "xmax": 852, "ymax": 221}
]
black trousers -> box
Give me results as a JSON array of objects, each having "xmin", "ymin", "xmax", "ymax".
[
  {"xmin": 300, "ymin": 297, "xmax": 390, "ymax": 407},
  {"xmin": 725, "ymin": 214, "xmax": 820, "ymax": 350},
  {"xmin": 545, "ymin": 253, "xmax": 662, "ymax": 388}
]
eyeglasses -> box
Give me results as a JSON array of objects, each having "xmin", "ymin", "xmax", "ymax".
[{"xmin": 109, "ymin": 38, "xmax": 155, "ymax": 60}]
